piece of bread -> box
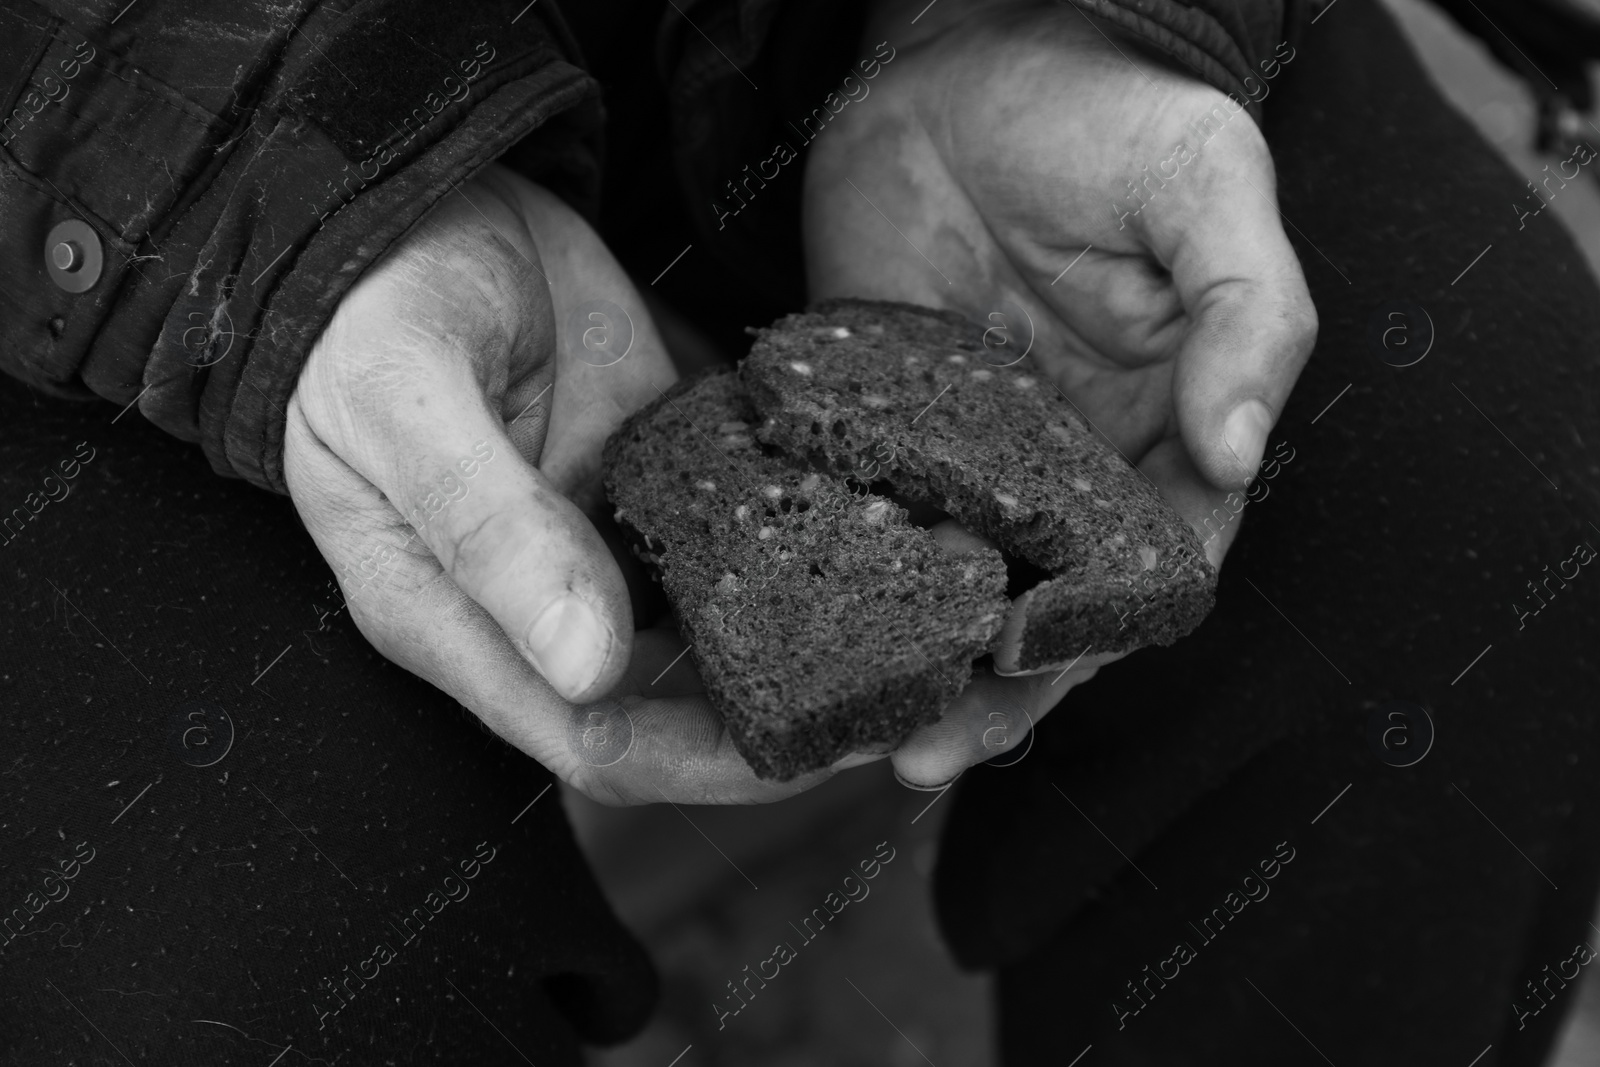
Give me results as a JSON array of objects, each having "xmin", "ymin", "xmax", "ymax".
[
  {"xmin": 602, "ymin": 370, "xmax": 1009, "ymax": 781},
  {"xmin": 741, "ymin": 299, "xmax": 1216, "ymax": 671}
]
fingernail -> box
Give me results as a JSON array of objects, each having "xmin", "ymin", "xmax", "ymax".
[
  {"xmin": 893, "ymin": 767, "xmax": 960, "ymax": 792},
  {"xmin": 525, "ymin": 593, "xmax": 613, "ymax": 697},
  {"xmin": 1223, "ymin": 399, "xmax": 1273, "ymax": 475}
]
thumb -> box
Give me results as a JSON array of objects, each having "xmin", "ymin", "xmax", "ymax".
[
  {"xmin": 361, "ymin": 361, "xmax": 633, "ymax": 703},
  {"xmin": 424, "ymin": 425, "xmax": 633, "ymax": 702},
  {"xmin": 294, "ymin": 203, "xmax": 633, "ymax": 703},
  {"xmin": 1161, "ymin": 164, "xmax": 1318, "ymax": 490}
]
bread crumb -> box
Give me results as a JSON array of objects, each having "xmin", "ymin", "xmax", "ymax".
[
  {"xmin": 695, "ymin": 479, "xmax": 716, "ymax": 491},
  {"xmin": 1047, "ymin": 424, "xmax": 1072, "ymax": 442},
  {"xmin": 1071, "ymin": 477, "xmax": 1092, "ymax": 492},
  {"xmin": 970, "ymin": 369, "xmax": 994, "ymax": 381},
  {"xmin": 734, "ymin": 504, "xmax": 750, "ymax": 521},
  {"xmin": 1104, "ymin": 454, "xmax": 1123, "ymax": 472},
  {"xmin": 831, "ymin": 326, "xmax": 852, "ymax": 339},
  {"xmin": 889, "ymin": 559, "xmax": 903, "ymax": 572},
  {"xmin": 1065, "ymin": 412, "xmax": 1088, "ymax": 433},
  {"xmin": 1012, "ymin": 376, "xmax": 1036, "ymax": 389},
  {"xmin": 762, "ymin": 484, "xmax": 783, "ymax": 500},
  {"xmin": 789, "ymin": 360, "xmax": 813, "ymax": 376},
  {"xmin": 1093, "ymin": 498, "xmax": 1113, "ymax": 509},
  {"xmin": 862, "ymin": 500, "xmax": 891, "ymax": 525},
  {"xmin": 798, "ymin": 473, "xmax": 821, "ymax": 493},
  {"xmin": 716, "ymin": 572, "xmax": 740, "ymax": 595},
  {"xmin": 716, "ymin": 420, "xmax": 749, "ymax": 434},
  {"xmin": 993, "ymin": 490, "xmax": 1019, "ymax": 507},
  {"xmin": 1139, "ymin": 545, "xmax": 1158, "ymax": 571},
  {"xmin": 720, "ymin": 433, "xmax": 754, "ymax": 450},
  {"xmin": 862, "ymin": 395, "xmax": 891, "ymax": 409},
  {"xmin": 758, "ymin": 526, "xmax": 776, "ymax": 539},
  {"xmin": 946, "ymin": 354, "xmax": 967, "ymax": 364}
]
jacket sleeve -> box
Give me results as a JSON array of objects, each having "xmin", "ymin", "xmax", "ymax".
[
  {"xmin": 0, "ymin": 0, "xmax": 601, "ymax": 493},
  {"xmin": 1071, "ymin": 0, "xmax": 1600, "ymax": 119},
  {"xmin": 1063, "ymin": 0, "xmax": 1315, "ymax": 112}
]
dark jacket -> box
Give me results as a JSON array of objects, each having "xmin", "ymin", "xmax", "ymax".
[
  {"xmin": 1, "ymin": 0, "xmax": 1324, "ymax": 496},
  {"xmin": 6, "ymin": 0, "xmax": 1591, "ymax": 484}
]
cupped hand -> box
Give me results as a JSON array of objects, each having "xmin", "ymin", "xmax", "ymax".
[
  {"xmin": 806, "ymin": 0, "xmax": 1318, "ymax": 786},
  {"xmin": 285, "ymin": 165, "xmax": 865, "ymax": 805}
]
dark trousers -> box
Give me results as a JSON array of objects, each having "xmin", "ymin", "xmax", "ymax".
[
  {"xmin": 934, "ymin": 1, "xmax": 1600, "ymax": 1064},
  {"xmin": 0, "ymin": 389, "xmax": 654, "ymax": 1058}
]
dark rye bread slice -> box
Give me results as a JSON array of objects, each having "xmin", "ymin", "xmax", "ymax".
[
  {"xmin": 602, "ymin": 369, "xmax": 1009, "ymax": 781},
  {"xmin": 741, "ymin": 299, "xmax": 1216, "ymax": 671}
]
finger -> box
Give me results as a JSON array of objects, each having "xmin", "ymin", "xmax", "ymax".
[
  {"xmin": 892, "ymin": 519, "xmax": 1119, "ymax": 787},
  {"xmin": 603, "ymin": 626, "xmax": 884, "ymax": 799},
  {"xmin": 889, "ymin": 663, "xmax": 1102, "ymax": 789},
  {"xmin": 285, "ymin": 416, "xmax": 837, "ymax": 806},
  {"xmin": 501, "ymin": 178, "xmax": 678, "ymax": 514},
  {"xmin": 1144, "ymin": 132, "xmax": 1318, "ymax": 490}
]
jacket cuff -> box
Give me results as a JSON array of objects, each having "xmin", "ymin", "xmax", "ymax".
[
  {"xmin": 209, "ymin": 59, "xmax": 602, "ymax": 492},
  {"xmin": 1, "ymin": 0, "xmax": 601, "ymax": 493},
  {"xmin": 1064, "ymin": 0, "xmax": 1306, "ymax": 119}
]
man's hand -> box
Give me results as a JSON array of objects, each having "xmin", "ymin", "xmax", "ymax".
[
  {"xmin": 805, "ymin": 0, "xmax": 1317, "ymax": 786},
  {"xmin": 285, "ymin": 166, "xmax": 867, "ymax": 805}
]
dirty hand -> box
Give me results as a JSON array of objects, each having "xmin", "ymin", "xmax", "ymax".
[
  {"xmin": 805, "ymin": 0, "xmax": 1318, "ymax": 786},
  {"xmin": 285, "ymin": 165, "xmax": 860, "ymax": 805}
]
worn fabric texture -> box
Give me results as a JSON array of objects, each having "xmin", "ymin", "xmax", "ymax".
[
  {"xmin": 0, "ymin": 381, "xmax": 657, "ymax": 1063},
  {"xmin": 1, "ymin": 0, "xmax": 601, "ymax": 493},
  {"xmin": 0, "ymin": 0, "xmax": 1301, "ymax": 496}
]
